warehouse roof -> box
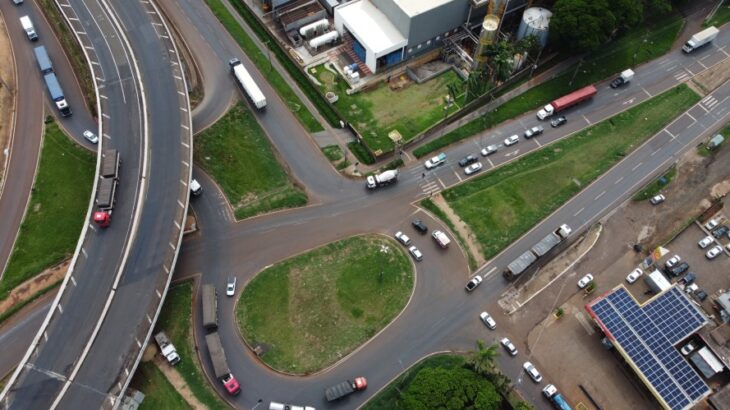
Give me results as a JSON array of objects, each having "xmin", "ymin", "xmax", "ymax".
[
  {"xmin": 337, "ymin": 0, "xmax": 407, "ymax": 55},
  {"xmin": 394, "ymin": 0, "xmax": 452, "ymax": 17}
]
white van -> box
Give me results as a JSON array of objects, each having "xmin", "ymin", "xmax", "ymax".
[{"xmin": 20, "ymin": 16, "xmax": 38, "ymax": 41}]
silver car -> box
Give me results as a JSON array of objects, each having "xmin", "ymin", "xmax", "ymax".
[{"xmin": 83, "ymin": 130, "xmax": 99, "ymax": 144}]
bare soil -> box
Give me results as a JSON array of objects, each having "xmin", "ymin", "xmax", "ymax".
[
  {"xmin": 148, "ymin": 354, "xmax": 207, "ymax": 410},
  {"xmin": 430, "ymin": 195, "xmax": 485, "ymax": 266},
  {"xmin": 0, "ymin": 260, "xmax": 68, "ymax": 316},
  {"xmin": 0, "ymin": 17, "xmax": 17, "ymax": 187}
]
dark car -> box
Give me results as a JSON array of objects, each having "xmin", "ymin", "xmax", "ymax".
[
  {"xmin": 458, "ymin": 154, "xmax": 478, "ymax": 167},
  {"xmin": 412, "ymin": 219, "xmax": 428, "ymax": 234},
  {"xmin": 712, "ymin": 225, "xmax": 729, "ymax": 238},
  {"xmin": 550, "ymin": 116, "xmax": 567, "ymax": 128},
  {"xmin": 667, "ymin": 261, "xmax": 690, "ymax": 277},
  {"xmin": 678, "ymin": 271, "xmax": 696, "ymax": 285},
  {"xmin": 694, "ymin": 289, "xmax": 708, "ymax": 301}
]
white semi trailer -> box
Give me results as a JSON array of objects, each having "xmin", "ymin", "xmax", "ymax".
[{"xmin": 229, "ymin": 57, "xmax": 267, "ymax": 109}]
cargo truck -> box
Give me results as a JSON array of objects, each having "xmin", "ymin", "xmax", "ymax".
[
  {"xmin": 19, "ymin": 16, "xmax": 38, "ymax": 41},
  {"xmin": 33, "ymin": 46, "xmax": 72, "ymax": 117},
  {"xmin": 229, "ymin": 58, "xmax": 267, "ymax": 109},
  {"xmin": 610, "ymin": 69, "xmax": 634, "ymax": 88},
  {"xmin": 543, "ymin": 384, "xmax": 572, "ymax": 410},
  {"xmin": 205, "ymin": 332, "xmax": 241, "ymax": 395},
  {"xmin": 154, "ymin": 331, "xmax": 181, "ymax": 366},
  {"xmin": 366, "ymin": 169, "xmax": 398, "ymax": 189},
  {"xmin": 536, "ymin": 86, "xmax": 597, "ymax": 120},
  {"xmin": 504, "ymin": 224, "xmax": 572, "ymax": 280},
  {"xmin": 202, "ymin": 284, "xmax": 218, "ymax": 331},
  {"xmin": 325, "ymin": 377, "xmax": 367, "ymax": 401},
  {"xmin": 93, "ymin": 149, "xmax": 120, "ymax": 228},
  {"xmin": 682, "ymin": 26, "xmax": 719, "ymax": 53}
]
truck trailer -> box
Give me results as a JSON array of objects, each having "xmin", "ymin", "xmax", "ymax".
[
  {"xmin": 537, "ymin": 86, "xmax": 597, "ymax": 120},
  {"xmin": 366, "ymin": 169, "xmax": 398, "ymax": 189},
  {"xmin": 543, "ymin": 384, "xmax": 572, "ymax": 410},
  {"xmin": 33, "ymin": 46, "xmax": 72, "ymax": 117},
  {"xmin": 325, "ymin": 377, "xmax": 367, "ymax": 401},
  {"xmin": 682, "ymin": 26, "xmax": 719, "ymax": 53},
  {"xmin": 504, "ymin": 224, "xmax": 572, "ymax": 280},
  {"xmin": 154, "ymin": 331, "xmax": 181, "ymax": 366},
  {"xmin": 93, "ymin": 149, "xmax": 120, "ymax": 228},
  {"xmin": 229, "ymin": 58, "xmax": 267, "ymax": 109},
  {"xmin": 202, "ymin": 284, "xmax": 218, "ymax": 331},
  {"xmin": 205, "ymin": 332, "xmax": 241, "ymax": 395},
  {"xmin": 100, "ymin": 149, "xmax": 120, "ymax": 179}
]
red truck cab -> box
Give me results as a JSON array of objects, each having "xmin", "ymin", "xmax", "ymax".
[{"xmin": 222, "ymin": 373, "xmax": 241, "ymax": 395}]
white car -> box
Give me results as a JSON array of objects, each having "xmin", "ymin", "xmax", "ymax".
[
  {"xmin": 424, "ymin": 153, "xmax": 446, "ymax": 169},
  {"xmin": 523, "ymin": 361, "xmax": 542, "ymax": 383},
  {"xmin": 698, "ymin": 235, "xmax": 714, "ymax": 249},
  {"xmin": 665, "ymin": 255, "xmax": 681, "ymax": 268},
  {"xmin": 479, "ymin": 312, "xmax": 496, "ymax": 329},
  {"xmin": 650, "ymin": 194, "xmax": 665, "ymax": 205},
  {"xmin": 394, "ymin": 231, "xmax": 411, "ymax": 246},
  {"xmin": 464, "ymin": 162, "xmax": 482, "ymax": 175},
  {"xmin": 83, "ymin": 130, "xmax": 99, "ymax": 144},
  {"xmin": 408, "ymin": 246, "xmax": 423, "ymax": 261},
  {"xmin": 705, "ymin": 219, "xmax": 719, "ymax": 231},
  {"xmin": 500, "ymin": 337, "xmax": 517, "ymax": 356},
  {"xmin": 481, "ymin": 145, "xmax": 497, "ymax": 156},
  {"xmin": 504, "ymin": 135, "xmax": 519, "ymax": 146},
  {"xmin": 226, "ymin": 277, "xmax": 236, "ymax": 297},
  {"xmin": 626, "ymin": 268, "xmax": 643, "ymax": 284},
  {"xmin": 465, "ymin": 275, "xmax": 483, "ymax": 292},
  {"xmin": 577, "ymin": 273, "xmax": 594, "ymax": 289},
  {"xmin": 681, "ymin": 341, "xmax": 697, "ymax": 356},
  {"xmin": 706, "ymin": 245, "xmax": 722, "ymax": 259}
]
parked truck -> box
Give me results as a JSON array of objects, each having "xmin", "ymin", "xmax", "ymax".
[
  {"xmin": 229, "ymin": 57, "xmax": 267, "ymax": 109},
  {"xmin": 93, "ymin": 149, "xmax": 120, "ymax": 228},
  {"xmin": 205, "ymin": 332, "xmax": 241, "ymax": 395},
  {"xmin": 366, "ymin": 169, "xmax": 398, "ymax": 189},
  {"xmin": 682, "ymin": 26, "xmax": 719, "ymax": 53},
  {"xmin": 325, "ymin": 377, "xmax": 367, "ymax": 401},
  {"xmin": 543, "ymin": 384, "xmax": 572, "ymax": 410},
  {"xmin": 154, "ymin": 331, "xmax": 181, "ymax": 366},
  {"xmin": 504, "ymin": 224, "xmax": 572, "ymax": 280},
  {"xmin": 202, "ymin": 284, "xmax": 218, "ymax": 331},
  {"xmin": 33, "ymin": 46, "xmax": 72, "ymax": 117},
  {"xmin": 432, "ymin": 230, "xmax": 451, "ymax": 248},
  {"xmin": 536, "ymin": 85, "xmax": 597, "ymax": 120},
  {"xmin": 19, "ymin": 15, "xmax": 38, "ymax": 41},
  {"xmin": 610, "ymin": 69, "xmax": 634, "ymax": 88}
]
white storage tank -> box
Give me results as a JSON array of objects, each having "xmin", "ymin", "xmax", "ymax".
[
  {"xmin": 299, "ymin": 18, "xmax": 329, "ymax": 38},
  {"xmin": 308, "ymin": 30, "xmax": 339, "ymax": 50},
  {"xmin": 517, "ymin": 7, "xmax": 552, "ymax": 47}
]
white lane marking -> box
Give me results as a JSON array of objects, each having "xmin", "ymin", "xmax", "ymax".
[
  {"xmin": 454, "ymin": 170, "xmax": 463, "ymax": 182},
  {"xmin": 615, "ymin": 176, "xmax": 624, "ymax": 185},
  {"xmin": 486, "ymin": 157, "xmax": 495, "ymax": 168},
  {"xmin": 650, "ymin": 148, "xmax": 661, "ymax": 157},
  {"xmin": 632, "ymin": 162, "xmax": 643, "ymax": 171},
  {"xmin": 582, "ymin": 114, "xmax": 592, "ymax": 125},
  {"xmin": 574, "ymin": 207, "xmax": 584, "ymax": 217},
  {"xmin": 595, "ymin": 191, "xmax": 606, "ymax": 200}
]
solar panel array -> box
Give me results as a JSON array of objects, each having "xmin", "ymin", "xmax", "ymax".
[{"xmin": 588, "ymin": 287, "xmax": 710, "ymax": 410}]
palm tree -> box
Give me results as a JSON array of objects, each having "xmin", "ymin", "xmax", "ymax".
[{"xmin": 468, "ymin": 339, "xmax": 499, "ymax": 376}]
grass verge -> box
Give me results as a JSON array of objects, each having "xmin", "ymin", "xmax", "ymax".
[
  {"xmin": 237, "ymin": 235, "xmax": 413, "ymax": 374},
  {"xmin": 347, "ymin": 141, "xmax": 375, "ymax": 165},
  {"xmin": 37, "ymin": 0, "xmax": 95, "ymax": 114},
  {"xmin": 321, "ymin": 145, "xmax": 350, "ymax": 171},
  {"xmin": 421, "ymin": 199, "xmax": 477, "ymax": 271},
  {"xmin": 194, "ymin": 103, "xmax": 307, "ymax": 220},
  {"xmin": 413, "ymin": 14, "xmax": 684, "ymax": 158},
  {"xmin": 132, "ymin": 362, "xmax": 191, "ymax": 410},
  {"xmin": 0, "ymin": 281, "xmax": 60, "ymax": 326},
  {"xmin": 204, "ymin": 0, "xmax": 324, "ymax": 132},
  {"xmin": 705, "ymin": 2, "xmax": 730, "ymax": 27},
  {"xmin": 633, "ymin": 166, "xmax": 677, "ymax": 201},
  {"xmin": 0, "ymin": 121, "xmax": 94, "ymax": 301},
  {"xmin": 436, "ymin": 85, "xmax": 698, "ymax": 260},
  {"xmin": 155, "ymin": 281, "xmax": 228, "ymax": 409}
]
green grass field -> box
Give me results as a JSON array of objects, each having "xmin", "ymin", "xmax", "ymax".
[
  {"xmin": 204, "ymin": 0, "xmax": 323, "ymax": 132},
  {"xmin": 414, "ymin": 14, "xmax": 684, "ymax": 158},
  {"xmin": 705, "ymin": 2, "xmax": 730, "ymax": 27},
  {"xmin": 194, "ymin": 103, "xmax": 307, "ymax": 219},
  {"xmin": 312, "ymin": 64, "xmax": 461, "ymax": 154},
  {"xmin": 132, "ymin": 362, "xmax": 191, "ymax": 410},
  {"xmin": 237, "ymin": 235, "xmax": 413, "ymax": 374},
  {"xmin": 154, "ymin": 282, "xmax": 228, "ymax": 409},
  {"xmin": 0, "ymin": 122, "xmax": 94, "ymax": 301},
  {"xmin": 437, "ymin": 85, "xmax": 699, "ymax": 260}
]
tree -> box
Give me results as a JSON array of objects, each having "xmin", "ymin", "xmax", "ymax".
[
  {"xmin": 515, "ymin": 35, "xmax": 541, "ymax": 58},
  {"xmin": 468, "ymin": 339, "xmax": 499, "ymax": 376},
  {"xmin": 613, "ymin": 0, "xmax": 643, "ymax": 29},
  {"xmin": 644, "ymin": 0, "xmax": 672, "ymax": 16},
  {"xmin": 550, "ymin": 0, "xmax": 617, "ymax": 53},
  {"xmin": 401, "ymin": 366, "xmax": 501, "ymax": 410},
  {"xmin": 514, "ymin": 401, "xmax": 535, "ymax": 410}
]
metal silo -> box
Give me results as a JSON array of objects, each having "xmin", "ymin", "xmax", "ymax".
[
  {"xmin": 517, "ymin": 7, "xmax": 552, "ymax": 47},
  {"xmin": 474, "ymin": 14, "xmax": 500, "ymax": 69}
]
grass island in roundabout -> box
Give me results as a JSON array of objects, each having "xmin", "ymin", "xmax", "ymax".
[{"xmin": 236, "ymin": 234, "xmax": 415, "ymax": 374}]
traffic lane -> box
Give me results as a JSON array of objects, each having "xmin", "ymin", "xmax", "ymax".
[{"xmin": 0, "ymin": 300, "xmax": 49, "ymax": 379}]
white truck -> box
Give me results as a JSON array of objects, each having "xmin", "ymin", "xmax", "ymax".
[
  {"xmin": 229, "ymin": 57, "xmax": 267, "ymax": 109},
  {"xmin": 20, "ymin": 16, "xmax": 38, "ymax": 41},
  {"xmin": 154, "ymin": 332, "xmax": 181, "ymax": 366},
  {"xmin": 432, "ymin": 230, "xmax": 451, "ymax": 248},
  {"xmin": 610, "ymin": 69, "xmax": 634, "ymax": 88},
  {"xmin": 682, "ymin": 26, "xmax": 719, "ymax": 53},
  {"xmin": 366, "ymin": 169, "xmax": 398, "ymax": 189}
]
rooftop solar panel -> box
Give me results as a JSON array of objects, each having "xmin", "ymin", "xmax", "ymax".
[{"xmin": 587, "ymin": 287, "xmax": 710, "ymax": 410}]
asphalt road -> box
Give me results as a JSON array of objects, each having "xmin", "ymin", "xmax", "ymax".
[{"xmin": 161, "ymin": 2, "xmax": 730, "ymax": 409}]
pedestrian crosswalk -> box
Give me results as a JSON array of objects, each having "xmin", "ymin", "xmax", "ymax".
[
  {"xmin": 701, "ymin": 94, "xmax": 720, "ymax": 111},
  {"xmin": 674, "ymin": 71, "xmax": 689, "ymax": 82},
  {"xmin": 420, "ymin": 180, "xmax": 441, "ymax": 196}
]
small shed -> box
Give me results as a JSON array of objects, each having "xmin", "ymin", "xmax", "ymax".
[{"xmin": 644, "ymin": 269, "xmax": 671, "ymax": 293}]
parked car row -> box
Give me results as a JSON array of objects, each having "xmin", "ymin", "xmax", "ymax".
[{"xmin": 394, "ymin": 220, "xmax": 452, "ymax": 262}]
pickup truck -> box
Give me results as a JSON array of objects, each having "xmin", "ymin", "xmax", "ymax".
[
  {"xmin": 154, "ymin": 332, "xmax": 181, "ymax": 366},
  {"xmin": 325, "ymin": 377, "xmax": 367, "ymax": 401}
]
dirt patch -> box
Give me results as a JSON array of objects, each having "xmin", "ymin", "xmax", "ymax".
[
  {"xmin": 430, "ymin": 195, "xmax": 484, "ymax": 266},
  {"xmin": 0, "ymin": 17, "xmax": 17, "ymax": 186},
  {"xmin": 150, "ymin": 355, "xmax": 206, "ymax": 410},
  {"xmin": 691, "ymin": 56, "xmax": 730, "ymax": 93},
  {"xmin": 0, "ymin": 260, "xmax": 68, "ymax": 315}
]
